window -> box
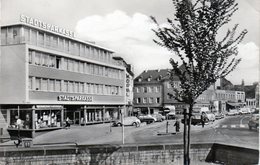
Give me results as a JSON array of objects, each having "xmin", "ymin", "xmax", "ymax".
[
  {"xmin": 63, "ymin": 81, "xmax": 68, "ymax": 92},
  {"xmin": 41, "ymin": 79, "xmax": 47, "ymax": 91},
  {"xmin": 68, "ymin": 59, "xmax": 73, "ymax": 71},
  {"xmin": 49, "ymin": 79, "xmax": 55, "ymax": 91},
  {"xmin": 52, "ymin": 36, "xmax": 58, "ymax": 47},
  {"xmin": 49, "ymin": 55, "xmax": 55, "ymax": 68},
  {"xmin": 38, "ymin": 32, "xmax": 44, "ymax": 45},
  {"xmin": 79, "ymin": 83, "xmax": 84, "ymax": 93},
  {"xmin": 155, "ymin": 86, "xmax": 160, "ymax": 93},
  {"xmin": 46, "ymin": 34, "xmax": 51, "ymax": 47},
  {"xmin": 148, "ymin": 86, "xmax": 152, "ymax": 93},
  {"xmin": 68, "ymin": 81, "xmax": 73, "ymax": 93},
  {"xmin": 35, "ymin": 52, "xmax": 41, "ymax": 65},
  {"xmin": 79, "ymin": 62, "xmax": 84, "ymax": 73},
  {"xmin": 42, "ymin": 54, "xmax": 49, "ymax": 67},
  {"xmin": 63, "ymin": 58, "xmax": 68, "ymax": 70},
  {"xmin": 167, "ymin": 82, "xmax": 171, "ymax": 88},
  {"xmin": 143, "ymin": 98, "xmax": 147, "ymax": 104},
  {"xmin": 28, "ymin": 51, "xmax": 32, "ymax": 64},
  {"xmin": 55, "ymin": 80, "xmax": 61, "ymax": 92},
  {"xmin": 136, "ymin": 87, "xmax": 140, "ymax": 93},
  {"xmin": 143, "ymin": 87, "xmax": 148, "ymax": 93},
  {"xmin": 74, "ymin": 82, "xmax": 79, "ymax": 93},
  {"xmin": 136, "ymin": 98, "xmax": 141, "ymax": 104},
  {"xmin": 74, "ymin": 61, "xmax": 79, "ymax": 72},
  {"xmin": 56, "ymin": 57, "xmax": 61, "ymax": 69},
  {"xmin": 28, "ymin": 77, "xmax": 32, "ymax": 90},
  {"xmin": 35, "ymin": 78, "xmax": 40, "ymax": 90},
  {"xmin": 156, "ymin": 97, "xmax": 160, "ymax": 103},
  {"xmin": 149, "ymin": 97, "xmax": 153, "ymax": 103}
]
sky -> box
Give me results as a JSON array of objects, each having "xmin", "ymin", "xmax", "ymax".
[{"xmin": 1, "ymin": 0, "xmax": 259, "ymax": 85}]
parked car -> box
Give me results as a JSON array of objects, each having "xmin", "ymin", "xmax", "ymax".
[
  {"xmin": 202, "ymin": 111, "xmax": 215, "ymax": 122},
  {"xmin": 112, "ymin": 116, "xmax": 141, "ymax": 127},
  {"xmin": 181, "ymin": 112, "xmax": 208, "ymax": 125},
  {"xmin": 239, "ymin": 108, "xmax": 251, "ymax": 115},
  {"xmin": 166, "ymin": 112, "xmax": 176, "ymax": 120},
  {"xmin": 151, "ymin": 114, "xmax": 164, "ymax": 122},
  {"xmin": 215, "ymin": 113, "xmax": 225, "ymax": 120},
  {"xmin": 227, "ymin": 109, "xmax": 239, "ymax": 116},
  {"xmin": 138, "ymin": 115, "xmax": 156, "ymax": 124},
  {"xmin": 248, "ymin": 114, "xmax": 259, "ymax": 131}
]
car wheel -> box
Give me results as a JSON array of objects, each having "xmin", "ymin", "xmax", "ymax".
[
  {"xmin": 117, "ymin": 123, "xmax": 122, "ymax": 127},
  {"xmin": 132, "ymin": 122, "xmax": 137, "ymax": 127}
]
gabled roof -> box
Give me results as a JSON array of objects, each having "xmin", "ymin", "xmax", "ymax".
[{"xmin": 134, "ymin": 69, "xmax": 179, "ymax": 83}]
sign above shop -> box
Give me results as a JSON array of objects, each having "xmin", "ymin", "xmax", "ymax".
[
  {"xmin": 20, "ymin": 14, "xmax": 75, "ymax": 38},
  {"xmin": 58, "ymin": 95, "xmax": 93, "ymax": 102}
]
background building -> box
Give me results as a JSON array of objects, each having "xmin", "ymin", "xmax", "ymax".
[{"xmin": 0, "ymin": 16, "xmax": 126, "ymax": 137}]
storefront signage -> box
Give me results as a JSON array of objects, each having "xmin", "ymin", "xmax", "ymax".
[
  {"xmin": 20, "ymin": 14, "xmax": 75, "ymax": 38},
  {"xmin": 58, "ymin": 95, "xmax": 93, "ymax": 102}
]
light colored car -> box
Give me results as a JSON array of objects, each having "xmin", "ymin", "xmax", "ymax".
[
  {"xmin": 202, "ymin": 111, "xmax": 215, "ymax": 122},
  {"xmin": 248, "ymin": 114, "xmax": 259, "ymax": 131},
  {"xmin": 112, "ymin": 116, "xmax": 141, "ymax": 127},
  {"xmin": 152, "ymin": 114, "xmax": 164, "ymax": 122},
  {"xmin": 227, "ymin": 109, "xmax": 238, "ymax": 116}
]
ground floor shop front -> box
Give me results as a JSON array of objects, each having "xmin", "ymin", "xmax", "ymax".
[{"xmin": 0, "ymin": 104, "xmax": 124, "ymax": 138}]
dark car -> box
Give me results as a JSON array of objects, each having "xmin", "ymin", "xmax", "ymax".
[{"xmin": 138, "ymin": 115, "xmax": 156, "ymax": 124}]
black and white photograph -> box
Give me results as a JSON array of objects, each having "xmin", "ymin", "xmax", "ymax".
[{"xmin": 0, "ymin": 0, "xmax": 259, "ymax": 164}]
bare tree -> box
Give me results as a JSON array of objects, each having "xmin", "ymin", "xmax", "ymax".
[{"xmin": 151, "ymin": 0, "xmax": 247, "ymax": 164}]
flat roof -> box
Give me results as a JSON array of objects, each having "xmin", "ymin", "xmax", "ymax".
[{"xmin": 1, "ymin": 23, "xmax": 114, "ymax": 53}]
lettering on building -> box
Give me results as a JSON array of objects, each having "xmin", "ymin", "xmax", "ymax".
[
  {"xmin": 20, "ymin": 14, "xmax": 75, "ymax": 38},
  {"xmin": 58, "ymin": 95, "xmax": 93, "ymax": 102}
]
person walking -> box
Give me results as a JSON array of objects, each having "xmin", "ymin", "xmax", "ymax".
[
  {"xmin": 65, "ymin": 117, "xmax": 70, "ymax": 129},
  {"xmin": 201, "ymin": 114, "xmax": 205, "ymax": 128},
  {"xmin": 174, "ymin": 118, "xmax": 180, "ymax": 132}
]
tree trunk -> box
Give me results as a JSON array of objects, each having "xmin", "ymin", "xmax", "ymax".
[
  {"xmin": 187, "ymin": 105, "xmax": 193, "ymax": 165},
  {"xmin": 183, "ymin": 108, "xmax": 188, "ymax": 165}
]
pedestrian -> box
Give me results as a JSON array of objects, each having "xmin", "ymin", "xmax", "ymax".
[
  {"xmin": 201, "ymin": 114, "xmax": 205, "ymax": 128},
  {"xmin": 174, "ymin": 118, "xmax": 180, "ymax": 132},
  {"xmin": 65, "ymin": 117, "xmax": 70, "ymax": 129}
]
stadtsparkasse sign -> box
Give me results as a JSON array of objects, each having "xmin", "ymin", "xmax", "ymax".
[
  {"xmin": 58, "ymin": 95, "xmax": 93, "ymax": 102},
  {"xmin": 20, "ymin": 14, "xmax": 75, "ymax": 38}
]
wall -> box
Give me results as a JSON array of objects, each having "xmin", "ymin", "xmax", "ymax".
[
  {"xmin": 0, "ymin": 143, "xmax": 258, "ymax": 165},
  {"xmin": 0, "ymin": 44, "xmax": 27, "ymax": 104}
]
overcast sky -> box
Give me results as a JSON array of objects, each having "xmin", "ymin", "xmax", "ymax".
[{"xmin": 1, "ymin": 0, "xmax": 259, "ymax": 85}]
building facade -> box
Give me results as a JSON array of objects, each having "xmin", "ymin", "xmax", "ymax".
[{"xmin": 0, "ymin": 15, "xmax": 126, "ymax": 137}]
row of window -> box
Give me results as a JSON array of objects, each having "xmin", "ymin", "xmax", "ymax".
[
  {"xmin": 1, "ymin": 26, "xmax": 115, "ymax": 64},
  {"xmin": 135, "ymin": 86, "xmax": 161, "ymax": 93},
  {"xmin": 135, "ymin": 97, "xmax": 161, "ymax": 104},
  {"xmin": 29, "ymin": 50, "xmax": 124, "ymax": 79},
  {"xmin": 28, "ymin": 77, "xmax": 123, "ymax": 96}
]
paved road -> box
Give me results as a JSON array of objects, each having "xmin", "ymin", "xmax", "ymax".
[{"xmin": 1, "ymin": 115, "xmax": 258, "ymax": 150}]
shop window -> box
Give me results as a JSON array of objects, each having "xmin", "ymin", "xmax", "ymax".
[
  {"xmin": 9, "ymin": 110, "xmax": 32, "ymax": 129},
  {"xmin": 35, "ymin": 110, "xmax": 62, "ymax": 129}
]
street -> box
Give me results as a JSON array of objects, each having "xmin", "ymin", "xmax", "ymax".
[{"xmin": 1, "ymin": 115, "xmax": 258, "ymax": 150}]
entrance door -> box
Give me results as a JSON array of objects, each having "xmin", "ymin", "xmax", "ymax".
[{"xmin": 74, "ymin": 111, "xmax": 80, "ymax": 125}]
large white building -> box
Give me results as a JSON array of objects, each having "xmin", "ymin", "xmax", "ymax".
[{"xmin": 0, "ymin": 15, "xmax": 127, "ymax": 137}]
